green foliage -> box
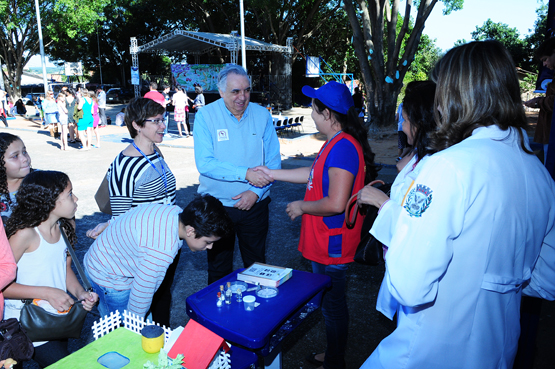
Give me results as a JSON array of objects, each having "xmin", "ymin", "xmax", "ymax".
[
  {"xmin": 471, "ymin": 19, "xmax": 532, "ymax": 71},
  {"xmin": 520, "ymin": 73, "xmax": 537, "ymax": 94},
  {"xmin": 0, "ymin": 0, "xmax": 107, "ymax": 98},
  {"xmin": 143, "ymin": 349, "xmax": 185, "ymax": 369},
  {"xmin": 525, "ymin": 2, "xmax": 548, "ymax": 62}
]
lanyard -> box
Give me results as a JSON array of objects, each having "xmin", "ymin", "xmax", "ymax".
[{"xmin": 132, "ymin": 142, "xmax": 169, "ymax": 204}]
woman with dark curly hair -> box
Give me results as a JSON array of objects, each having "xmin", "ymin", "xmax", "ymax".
[
  {"xmin": 3, "ymin": 171, "xmax": 98, "ymax": 368},
  {"xmin": 0, "ymin": 133, "xmax": 32, "ymax": 223}
]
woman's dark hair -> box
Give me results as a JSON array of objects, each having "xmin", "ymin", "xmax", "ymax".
[
  {"xmin": 179, "ymin": 194, "xmax": 233, "ymax": 239},
  {"xmin": 312, "ymin": 99, "xmax": 378, "ymax": 183},
  {"xmin": 0, "ymin": 133, "xmax": 25, "ymax": 206},
  {"xmin": 402, "ymin": 81, "xmax": 437, "ymax": 160},
  {"xmin": 64, "ymin": 88, "xmax": 76, "ymax": 98},
  {"xmin": 124, "ymin": 98, "xmax": 166, "ymax": 138},
  {"xmin": 6, "ymin": 171, "xmax": 76, "ymax": 246},
  {"xmin": 432, "ymin": 40, "xmax": 529, "ymax": 153}
]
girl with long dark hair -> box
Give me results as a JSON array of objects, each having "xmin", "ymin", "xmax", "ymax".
[{"xmin": 3, "ymin": 171, "xmax": 98, "ymax": 368}]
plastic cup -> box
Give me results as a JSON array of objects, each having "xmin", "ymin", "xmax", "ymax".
[
  {"xmin": 141, "ymin": 325, "xmax": 164, "ymax": 353},
  {"xmin": 243, "ymin": 295, "xmax": 256, "ymax": 311}
]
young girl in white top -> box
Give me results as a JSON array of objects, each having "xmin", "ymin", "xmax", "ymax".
[{"xmin": 3, "ymin": 171, "xmax": 98, "ymax": 368}]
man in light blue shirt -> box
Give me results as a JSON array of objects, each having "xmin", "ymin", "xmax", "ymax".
[{"xmin": 194, "ymin": 64, "xmax": 281, "ymax": 284}]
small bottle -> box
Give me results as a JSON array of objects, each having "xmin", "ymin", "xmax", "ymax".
[
  {"xmin": 225, "ymin": 282, "xmax": 232, "ymax": 305},
  {"xmin": 219, "ymin": 285, "xmax": 225, "ymax": 301},
  {"xmin": 236, "ymin": 287, "xmax": 242, "ymax": 302},
  {"xmin": 217, "ymin": 292, "xmax": 223, "ymax": 307}
]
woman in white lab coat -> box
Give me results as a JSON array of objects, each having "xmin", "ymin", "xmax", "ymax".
[{"xmin": 361, "ymin": 41, "xmax": 555, "ymax": 369}]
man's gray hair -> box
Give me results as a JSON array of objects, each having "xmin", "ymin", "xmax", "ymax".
[{"xmin": 217, "ymin": 64, "xmax": 249, "ymax": 92}]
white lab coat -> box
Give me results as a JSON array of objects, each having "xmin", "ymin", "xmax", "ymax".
[{"xmin": 362, "ymin": 125, "xmax": 555, "ymax": 369}]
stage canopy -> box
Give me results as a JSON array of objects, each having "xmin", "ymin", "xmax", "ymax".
[{"xmin": 130, "ymin": 30, "xmax": 293, "ymax": 108}]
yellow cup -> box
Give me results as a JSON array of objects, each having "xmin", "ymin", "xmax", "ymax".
[{"xmin": 141, "ymin": 325, "xmax": 165, "ymax": 354}]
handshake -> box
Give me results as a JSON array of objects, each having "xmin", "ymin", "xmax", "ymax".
[{"xmin": 246, "ymin": 166, "xmax": 274, "ymax": 188}]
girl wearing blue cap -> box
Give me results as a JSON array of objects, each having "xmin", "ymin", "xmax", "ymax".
[{"xmin": 255, "ymin": 80, "xmax": 378, "ymax": 369}]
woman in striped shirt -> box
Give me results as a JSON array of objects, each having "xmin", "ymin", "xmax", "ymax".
[{"xmin": 88, "ymin": 98, "xmax": 177, "ymax": 326}]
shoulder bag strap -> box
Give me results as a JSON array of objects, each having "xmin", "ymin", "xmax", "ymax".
[
  {"xmin": 345, "ymin": 180, "xmax": 385, "ymax": 229},
  {"xmin": 60, "ymin": 226, "xmax": 93, "ymax": 292}
]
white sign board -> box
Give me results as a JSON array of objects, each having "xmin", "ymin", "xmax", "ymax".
[
  {"xmin": 306, "ymin": 56, "xmax": 320, "ymax": 78},
  {"xmin": 64, "ymin": 62, "xmax": 83, "ymax": 76}
]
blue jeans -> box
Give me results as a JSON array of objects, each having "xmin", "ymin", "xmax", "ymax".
[
  {"xmin": 86, "ymin": 271, "xmax": 131, "ymax": 319},
  {"xmin": 312, "ymin": 262, "xmax": 349, "ymax": 369},
  {"xmin": 164, "ymin": 111, "xmax": 169, "ymax": 135}
]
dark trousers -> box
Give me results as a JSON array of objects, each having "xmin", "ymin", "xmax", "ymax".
[
  {"xmin": 149, "ymin": 249, "xmax": 182, "ymax": 327},
  {"xmin": 312, "ymin": 262, "xmax": 349, "ymax": 369},
  {"xmin": 98, "ymin": 107, "xmax": 107, "ymax": 125},
  {"xmin": 207, "ymin": 196, "xmax": 270, "ymax": 284},
  {"xmin": 32, "ymin": 339, "xmax": 69, "ymax": 368},
  {"xmin": 185, "ymin": 110, "xmax": 190, "ymax": 132}
]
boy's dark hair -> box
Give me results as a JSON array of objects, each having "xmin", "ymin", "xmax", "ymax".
[
  {"xmin": 179, "ymin": 194, "xmax": 233, "ymax": 239},
  {"xmin": 124, "ymin": 97, "xmax": 166, "ymax": 138}
]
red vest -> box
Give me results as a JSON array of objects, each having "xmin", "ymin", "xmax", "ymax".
[{"xmin": 298, "ymin": 132, "xmax": 366, "ymax": 265}]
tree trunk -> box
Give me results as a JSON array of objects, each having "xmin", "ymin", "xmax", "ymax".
[{"xmin": 344, "ymin": 0, "xmax": 443, "ymax": 130}]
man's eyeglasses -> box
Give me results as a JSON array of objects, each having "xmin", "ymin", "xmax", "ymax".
[{"xmin": 144, "ymin": 119, "xmax": 165, "ymax": 125}]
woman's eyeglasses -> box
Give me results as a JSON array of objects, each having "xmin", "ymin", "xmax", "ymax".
[{"xmin": 144, "ymin": 119, "xmax": 165, "ymax": 125}]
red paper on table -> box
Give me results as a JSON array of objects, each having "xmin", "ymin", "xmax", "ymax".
[{"xmin": 168, "ymin": 319, "xmax": 230, "ymax": 369}]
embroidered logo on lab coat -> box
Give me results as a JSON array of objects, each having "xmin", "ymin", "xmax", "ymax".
[
  {"xmin": 217, "ymin": 129, "xmax": 229, "ymax": 141},
  {"xmin": 404, "ymin": 184, "xmax": 432, "ymax": 217}
]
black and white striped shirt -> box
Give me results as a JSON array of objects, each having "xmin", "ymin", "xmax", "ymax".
[{"xmin": 107, "ymin": 151, "xmax": 176, "ymax": 217}]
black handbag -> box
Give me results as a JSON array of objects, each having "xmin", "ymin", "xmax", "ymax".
[
  {"xmin": 346, "ymin": 180, "xmax": 391, "ymax": 266},
  {"xmin": 19, "ymin": 300, "xmax": 87, "ymax": 342},
  {"xmin": 19, "ymin": 228, "xmax": 93, "ymax": 342},
  {"xmin": 0, "ymin": 318, "xmax": 34, "ymax": 361}
]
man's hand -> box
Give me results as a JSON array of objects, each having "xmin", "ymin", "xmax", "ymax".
[
  {"xmin": 246, "ymin": 167, "xmax": 273, "ymax": 188},
  {"xmin": 232, "ymin": 190, "xmax": 259, "ymax": 211}
]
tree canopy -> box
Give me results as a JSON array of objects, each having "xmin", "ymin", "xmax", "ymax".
[{"xmin": 0, "ymin": 0, "xmax": 108, "ymax": 98}]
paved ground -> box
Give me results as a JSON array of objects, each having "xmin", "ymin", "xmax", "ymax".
[{"xmin": 5, "ymin": 106, "xmax": 553, "ymax": 369}]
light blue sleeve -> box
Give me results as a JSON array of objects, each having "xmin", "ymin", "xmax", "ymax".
[
  {"xmin": 248, "ymin": 112, "xmax": 281, "ymax": 199},
  {"xmin": 523, "ymin": 222, "xmax": 555, "ymax": 300},
  {"xmin": 194, "ymin": 109, "xmax": 249, "ymax": 182}
]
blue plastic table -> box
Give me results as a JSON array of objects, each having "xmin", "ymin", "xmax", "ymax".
[{"xmin": 186, "ymin": 269, "xmax": 332, "ymax": 368}]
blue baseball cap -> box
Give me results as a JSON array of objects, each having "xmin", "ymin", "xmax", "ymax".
[{"xmin": 302, "ymin": 81, "xmax": 354, "ymax": 115}]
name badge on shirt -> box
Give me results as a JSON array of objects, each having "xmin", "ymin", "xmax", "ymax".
[{"xmin": 217, "ymin": 129, "xmax": 229, "ymax": 141}]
